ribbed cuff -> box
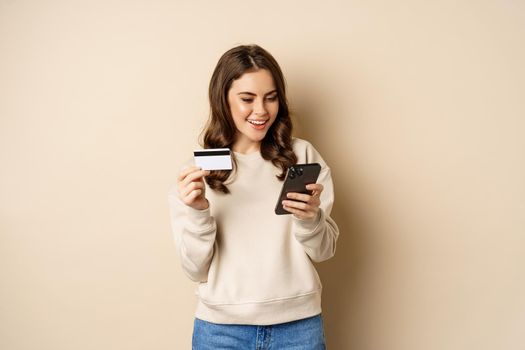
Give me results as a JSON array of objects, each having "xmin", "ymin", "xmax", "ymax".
[
  {"xmin": 292, "ymin": 209, "xmax": 324, "ymax": 234},
  {"xmin": 186, "ymin": 205, "xmax": 214, "ymax": 229}
]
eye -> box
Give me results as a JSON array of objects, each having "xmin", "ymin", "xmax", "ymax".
[
  {"xmin": 266, "ymin": 95, "xmax": 278, "ymax": 101},
  {"xmin": 241, "ymin": 98, "xmax": 254, "ymax": 103}
]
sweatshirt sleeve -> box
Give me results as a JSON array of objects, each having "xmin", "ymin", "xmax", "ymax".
[
  {"xmin": 291, "ymin": 166, "xmax": 340, "ymax": 263},
  {"xmin": 168, "ymin": 186, "xmax": 217, "ymax": 282}
]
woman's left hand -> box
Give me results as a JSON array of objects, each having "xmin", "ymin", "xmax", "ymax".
[{"xmin": 282, "ymin": 183, "xmax": 324, "ymax": 221}]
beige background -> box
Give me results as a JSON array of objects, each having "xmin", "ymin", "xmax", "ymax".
[{"xmin": 1, "ymin": 0, "xmax": 524, "ymax": 349}]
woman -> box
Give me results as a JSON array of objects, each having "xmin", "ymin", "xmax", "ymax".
[{"xmin": 168, "ymin": 44, "xmax": 339, "ymax": 349}]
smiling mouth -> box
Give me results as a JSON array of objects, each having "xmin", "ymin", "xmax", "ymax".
[{"xmin": 247, "ymin": 119, "xmax": 268, "ymax": 126}]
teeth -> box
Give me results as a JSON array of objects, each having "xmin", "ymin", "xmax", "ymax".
[{"xmin": 248, "ymin": 120, "xmax": 266, "ymax": 125}]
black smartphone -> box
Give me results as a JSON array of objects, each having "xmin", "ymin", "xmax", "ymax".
[{"xmin": 275, "ymin": 163, "xmax": 322, "ymax": 215}]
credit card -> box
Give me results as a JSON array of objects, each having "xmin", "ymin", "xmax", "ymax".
[{"xmin": 193, "ymin": 148, "xmax": 233, "ymax": 170}]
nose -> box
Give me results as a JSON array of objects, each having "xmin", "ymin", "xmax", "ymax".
[{"xmin": 253, "ymin": 98, "xmax": 268, "ymax": 116}]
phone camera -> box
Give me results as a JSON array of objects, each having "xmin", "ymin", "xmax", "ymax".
[
  {"xmin": 289, "ymin": 166, "xmax": 297, "ymax": 179},
  {"xmin": 289, "ymin": 168, "xmax": 296, "ymax": 179},
  {"xmin": 288, "ymin": 166, "xmax": 303, "ymax": 179}
]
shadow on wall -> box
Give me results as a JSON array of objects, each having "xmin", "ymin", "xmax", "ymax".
[
  {"xmin": 292, "ymin": 79, "xmax": 373, "ymax": 349},
  {"xmin": 316, "ymin": 191, "xmax": 370, "ymax": 350}
]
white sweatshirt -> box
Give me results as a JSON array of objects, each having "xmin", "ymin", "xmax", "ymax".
[{"xmin": 168, "ymin": 138, "xmax": 339, "ymax": 325}]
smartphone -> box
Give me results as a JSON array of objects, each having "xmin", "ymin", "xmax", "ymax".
[{"xmin": 275, "ymin": 163, "xmax": 322, "ymax": 215}]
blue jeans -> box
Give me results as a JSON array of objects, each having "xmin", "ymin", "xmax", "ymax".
[{"xmin": 192, "ymin": 314, "xmax": 326, "ymax": 350}]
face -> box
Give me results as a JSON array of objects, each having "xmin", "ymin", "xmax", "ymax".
[{"xmin": 227, "ymin": 69, "xmax": 279, "ymax": 153}]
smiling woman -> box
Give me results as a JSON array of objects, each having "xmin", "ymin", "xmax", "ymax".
[
  {"xmin": 168, "ymin": 44, "xmax": 339, "ymax": 349},
  {"xmin": 227, "ymin": 70, "xmax": 279, "ymax": 152},
  {"xmin": 202, "ymin": 45, "xmax": 297, "ymax": 194}
]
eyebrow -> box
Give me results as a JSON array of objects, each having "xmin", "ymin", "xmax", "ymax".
[{"xmin": 237, "ymin": 90, "xmax": 277, "ymax": 96}]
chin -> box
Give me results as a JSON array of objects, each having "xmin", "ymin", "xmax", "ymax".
[{"xmin": 253, "ymin": 131, "xmax": 270, "ymax": 141}]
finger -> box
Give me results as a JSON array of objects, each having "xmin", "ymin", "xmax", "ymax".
[
  {"xmin": 306, "ymin": 183, "xmax": 324, "ymax": 193},
  {"xmin": 286, "ymin": 193, "xmax": 321, "ymax": 207},
  {"xmin": 178, "ymin": 166, "xmax": 201, "ymax": 182},
  {"xmin": 308, "ymin": 196, "xmax": 321, "ymax": 208},
  {"xmin": 282, "ymin": 204, "xmax": 316, "ymax": 220},
  {"xmin": 282, "ymin": 204, "xmax": 305, "ymax": 217},
  {"xmin": 282, "ymin": 199, "xmax": 311, "ymax": 212},
  {"xmin": 286, "ymin": 192, "xmax": 311, "ymax": 203},
  {"xmin": 180, "ymin": 169, "xmax": 210, "ymax": 187},
  {"xmin": 180, "ymin": 181, "xmax": 204, "ymax": 198},
  {"xmin": 183, "ymin": 189, "xmax": 202, "ymax": 204}
]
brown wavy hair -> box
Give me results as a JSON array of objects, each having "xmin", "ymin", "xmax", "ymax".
[{"xmin": 200, "ymin": 44, "xmax": 297, "ymax": 194}]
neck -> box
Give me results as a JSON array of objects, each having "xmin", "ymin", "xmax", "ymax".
[{"xmin": 232, "ymin": 139, "xmax": 261, "ymax": 154}]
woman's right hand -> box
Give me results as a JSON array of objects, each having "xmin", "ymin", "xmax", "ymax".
[{"xmin": 178, "ymin": 166, "xmax": 211, "ymax": 210}]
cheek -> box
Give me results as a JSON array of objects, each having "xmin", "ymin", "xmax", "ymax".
[
  {"xmin": 268, "ymin": 102, "xmax": 279, "ymax": 118},
  {"xmin": 230, "ymin": 101, "xmax": 252, "ymax": 119}
]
